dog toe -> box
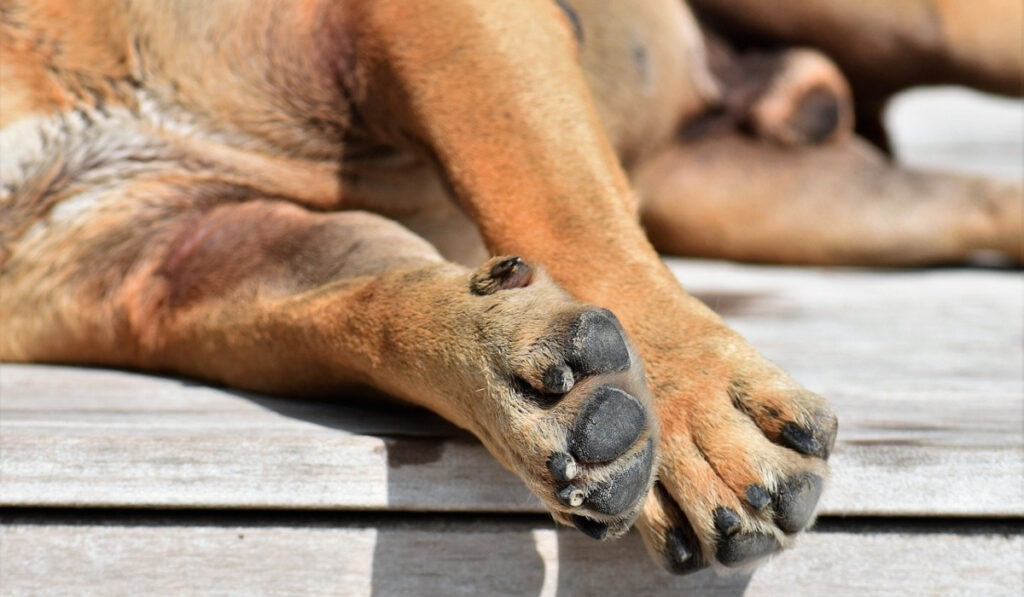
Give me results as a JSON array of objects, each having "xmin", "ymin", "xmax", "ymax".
[
  {"xmin": 568, "ymin": 309, "xmax": 631, "ymax": 376},
  {"xmin": 772, "ymin": 473, "xmax": 824, "ymax": 534},
  {"xmin": 582, "ymin": 439, "xmax": 654, "ymax": 515},
  {"xmin": 716, "ymin": 530, "xmax": 781, "ymax": 567}
]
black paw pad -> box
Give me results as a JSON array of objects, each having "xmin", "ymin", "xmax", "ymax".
[
  {"xmin": 664, "ymin": 525, "xmax": 708, "ymax": 575},
  {"xmin": 568, "ymin": 309, "xmax": 630, "ymax": 377},
  {"xmin": 789, "ymin": 86, "xmax": 841, "ymax": 144},
  {"xmin": 584, "ymin": 439, "xmax": 654, "ymax": 515},
  {"xmin": 571, "ymin": 514, "xmax": 609, "ymax": 540},
  {"xmin": 772, "ymin": 473, "xmax": 824, "ymax": 534},
  {"xmin": 716, "ymin": 531, "xmax": 780, "ymax": 567},
  {"xmin": 569, "ymin": 387, "xmax": 646, "ymax": 463}
]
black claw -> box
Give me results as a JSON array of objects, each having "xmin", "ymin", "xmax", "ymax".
[
  {"xmin": 713, "ymin": 507, "xmax": 742, "ymax": 537},
  {"xmin": 780, "ymin": 422, "xmax": 823, "ymax": 457},
  {"xmin": 469, "ymin": 256, "xmax": 532, "ymax": 295},
  {"xmin": 570, "ymin": 387, "xmax": 645, "ymax": 463},
  {"xmin": 584, "ymin": 439, "xmax": 654, "ymax": 515},
  {"xmin": 541, "ymin": 364, "xmax": 574, "ymax": 394},
  {"xmin": 556, "ymin": 485, "xmax": 585, "ymax": 508},
  {"xmin": 547, "ymin": 452, "xmax": 578, "ymax": 483},
  {"xmin": 491, "ymin": 256, "xmax": 525, "ymax": 277},
  {"xmin": 664, "ymin": 526, "xmax": 708, "ymax": 575},
  {"xmin": 571, "ymin": 515, "xmax": 609, "ymax": 540},
  {"xmin": 716, "ymin": 532, "xmax": 781, "ymax": 567},
  {"xmin": 817, "ymin": 410, "xmax": 839, "ymax": 460},
  {"xmin": 488, "ymin": 257, "xmax": 532, "ymax": 289},
  {"xmin": 568, "ymin": 309, "xmax": 631, "ymax": 377},
  {"xmin": 772, "ymin": 473, "xmax": 824, "ymax": 534},
  {"xmin": 746, "ymin": 485, "xmax": 772, "ymax": 510}
]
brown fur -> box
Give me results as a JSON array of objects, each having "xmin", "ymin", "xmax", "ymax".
[{"xmin": 1, "ymin": 0, "xmax": 1019, "ymax": 572}]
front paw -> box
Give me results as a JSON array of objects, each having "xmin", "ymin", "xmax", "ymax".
[
  {"xmin": 637, "ymin": 342, "xmax": 837, "ymax": 573},
  {"xmin": 502, "ymin": 308, "xmax": 659, "ymax": 538},
  {"xmin": 461, "ymin": 259, "xmax": 660, "ymax": 537}
]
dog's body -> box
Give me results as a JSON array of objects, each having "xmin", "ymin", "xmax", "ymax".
[{"xmin": 1, "ymin": 0, "xmax": 1020, "ymax": 573}]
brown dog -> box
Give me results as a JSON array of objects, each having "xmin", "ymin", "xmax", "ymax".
[{"xmin": 1, "ymin": 0, "xmax": 1020, "ymax": 574}]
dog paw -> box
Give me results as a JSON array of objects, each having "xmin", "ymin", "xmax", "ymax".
[
  {"xmin": 635, "ymin": 335, "xmax": 837, "ymax": 574},
  {"xmin": 462, "ymin": 257, "xmax": 658, "ymax": 538},
  {"xmin": 748, "ymin": 49, "xmax": 853, "ymax": 146}
]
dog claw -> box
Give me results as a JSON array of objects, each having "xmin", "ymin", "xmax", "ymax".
[
  {"xmin": 470, "ymin": 256, "xmax": 533, "ymax": 295},
  {"xmin": 780, "ymin": 422, "xmax": 822, "ymax": 457},
  {"xmin": 664, "ymin": 525, "xmax": 708, "ymax": 575},
  {"xmin": 542, "ymin": 363, "xmax": 575, "ymax": 394},
  {"xmin": 547, "ymin": 452, "xmax": 579, "ymax": 482},
  {"xmin": 713, "ymin": 507, "xmax": 742, "ymax": 537},
  {"xmin": 557, "ymin": 485, "xmax": 585, "ymax": 507},
  {"xmin": 571, "ymin": 515, "xmax": 609, "ymax": 540}
]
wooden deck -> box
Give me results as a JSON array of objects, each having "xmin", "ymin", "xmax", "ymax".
[
  {"xmin": 1, "ymin": 89, "xmax": 1022, "ymax": 595},
  {"xmin": 2, "ymin": 260, "xmax": 1021, "ymax": 595}
]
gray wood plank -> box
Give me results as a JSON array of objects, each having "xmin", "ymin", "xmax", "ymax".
[
  {"xmin": 2, "ymin": 263, "xmax": 1021, "ymax": 515},
  {"xmin": 1, "ymin": 518, "xmax": 1020, "ymax": 597},
  {"xmin": 886, "ymin": 86, "xmax": 1024, "ymax": 181}
]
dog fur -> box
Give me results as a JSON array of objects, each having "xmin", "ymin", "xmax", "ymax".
[{"xmin": 1, "ymin": 0, "xmax": 1020, "ymax": 573}]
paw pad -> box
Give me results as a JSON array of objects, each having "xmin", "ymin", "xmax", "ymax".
[
  {"xmin": 581, "ymin": 439, "xmax": 654, "ymax": 515},
  {"xmin": 568, "ymin": 309, "xmax": 631, "ymax": 376},
  {"xmin": 569, "ymin": 387, "xmax": 646, "ymax": 463},
  {"xmin": 716, "ymin": 531, "xmax": 780, "ymax": 567},
  {"xmin": 772, "ymin": 473, "xmax": 824, "ymax": 534}
]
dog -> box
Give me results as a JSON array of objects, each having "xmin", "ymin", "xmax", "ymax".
[{"xmin": 2, "ymin": 0, "xmax": 1020, "ymax": 574}]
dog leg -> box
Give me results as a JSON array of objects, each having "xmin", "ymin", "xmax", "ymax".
[
  {"xmin": 637, "ymin": 133, "xmax": 1023, "ymax": 265},
  {"xmin": 700, "ymin": 37, "xmax": 855, "ymax": 147},
  {"xmin": 350, "ymin": 0, "xmax": 836, "ymax": 572},
  {"xmin": 3, "ymin": 0, "xmax": 838, "ymax": 571},
  {"xmin": 690, "ymin": 0, "xmax": 1023, "ymax": 97},
  {"xmin": 1, "ymin": 199, "xmax": 658, "ymax": 534}
]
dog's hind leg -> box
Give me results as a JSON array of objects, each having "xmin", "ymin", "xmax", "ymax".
[
  {"xmin": 636, "ymin": 133, "xmax": 1023, "ymax": 265},
  {"xmin": 689, "ymin": 0, "xmax": 1023, "ymax": 97},
  {"xmin": 1, "ymin": 197, "xmax": 658, "ymax": 537}
]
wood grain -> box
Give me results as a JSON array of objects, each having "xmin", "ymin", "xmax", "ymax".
[
  {"xmin": 1, "ymin": 517, "xmax": 1020, "ymax": 597},
  {"xmin": 2, "ymin": 262, "xmax": 1020, "ymax": 516}
]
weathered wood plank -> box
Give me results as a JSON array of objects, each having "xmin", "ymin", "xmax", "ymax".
[
  {"xmin": 2, "ymin": 263, "xmax": 1021, "ymax": 515},
  {"xmin": 886, "ymin": 86, "xmax": 1024, "ymax": 181},
  {"xmin": 1, "ymin": 517, "xmax": 1020, "ymax": 597}
]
